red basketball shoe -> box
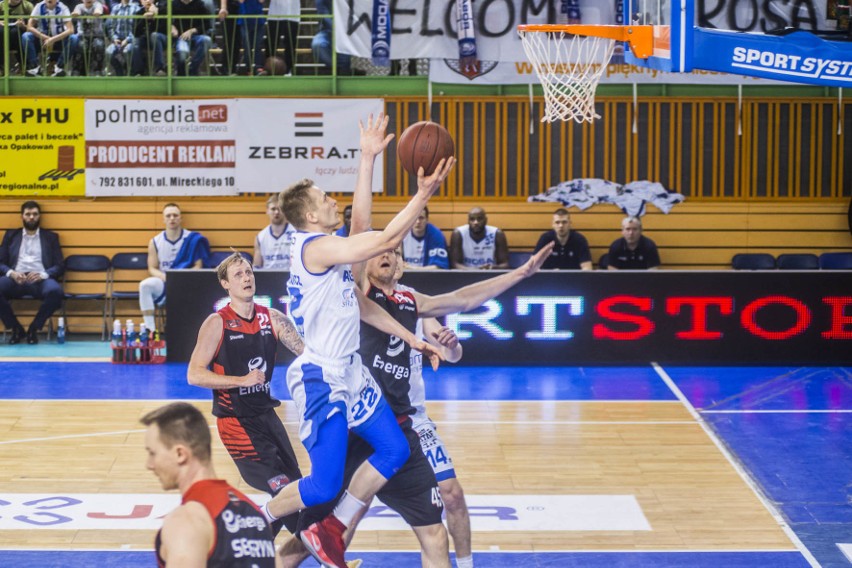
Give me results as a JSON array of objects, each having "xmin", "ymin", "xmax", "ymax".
[{"xmin": 300, "ymin": 514, "xmax": 347, "ymax": 568}]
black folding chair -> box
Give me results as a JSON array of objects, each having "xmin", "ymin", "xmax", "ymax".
[
  {"xmin": 776, "ymin": 253, "xmax": 819, "ymax": 270},
  {"xmin": 61, "ymin": 254, "xmax": 111, "ymax": 339},
  {"xmin": 818, "ymin": 252, "xmax": 852, "ymax": 270},
  {"xmin": 731, "ymin": 253, "xmax": 776, "ymax": 270}
]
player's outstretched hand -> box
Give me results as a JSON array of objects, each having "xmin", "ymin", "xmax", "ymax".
[
  {"xmin": 416, "ymin": 156, "xmax": 456, "ymax": 201},
  {"xmin": 431, "ymin": 326, "xmax": 460, "ymax": 351},
  {"xmin": 240, "ymin": 369, "xmax": 266, "ymax": 387},
  {"xmin": 519, "ymin": 241, "xmax": 555, "ymax": 277},
  {"xmin": 414, "ymin": 339, "xmax": 445, "ymax": 371},
  {"xmin": 359, "ymin": 112, "xmax": 394, "ymax": 159}
]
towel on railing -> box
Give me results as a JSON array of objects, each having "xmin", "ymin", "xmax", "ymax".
[{"xmin": 172, "ymin": 232, "xmax": 211, "ymax": 269}]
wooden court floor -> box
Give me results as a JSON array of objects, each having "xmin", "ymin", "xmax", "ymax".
[{"xmin": 0, "ymin": 399, "xmax": 797, "ymax": 554}]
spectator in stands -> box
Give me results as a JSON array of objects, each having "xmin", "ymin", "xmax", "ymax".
[
  {"xmin": 105, "ymin": 0, "xmax": 136, "ymax": 76},
  {"xmin": 70, "ymin": 0, "xmax": 106, "ymax": 75},
  {"xmin": 402, "ymin": 207, "xmax": 449, "ymax": 269},
  {"xmin": 0, "ymin": 201, "xmax": 64, "ymax": 345},
  {"xmin": 607, "ymin": 216, "xmax": 660, "ymax": 270},
  {"xmin": 0, "ymin": 0, "xmax": 35, "ymax": 75},
  {"xmin": 237, "ymin": 0, "xmax": 263, "ymax": 75},
  {"xmin": 533, "ymin": 208, "xmax": 592, "ymax": 270},
  {"xmin": 253, "ymin": 195, "xmax": 296, "ymax": 270},
  {"xmin": 264, "ymin": 0, "xmax": 298, "ymax": 76},
  {"xmin": 311, "ymin": 0, "xmax": 351, "ymax": 74},
  {"xmin": 215, "ymin": 0, "xmax": 241, "ymax": 75},
  {"xmin": 140, "ymin": 203, "xmax": 209, "ymax": 332},
  {"xmin": 334, "ymin": 204, "xmax": 352, "ymax": 237},
  {"xmin": 21, "ymin": 0, "xmax": 75, "ymax": 76},
  {"xmin": 130, "ymin": 0, "xmax": 167, "ymax": 75},
  {"xmin": 450, "ymin": 207, "xmax": 509, "ymax": 269},
  {"xmin": 170, "ymin": 0, "xmax": 211, "ymax": 76}
]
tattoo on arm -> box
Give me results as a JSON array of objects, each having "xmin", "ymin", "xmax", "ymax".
[{"xmin": 272, "ymin": 312, "xmax": 304, "ymax": 356}]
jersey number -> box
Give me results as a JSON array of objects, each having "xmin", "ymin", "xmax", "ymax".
[
  {"xmin": 287, "ymin": 286, "xmax": 304, "ymax": 328},
  {"xmin": 351, "ymin": 386, "xmax": 378, "ymax": 422},
  {"xmin": 425, "ymin": 446, "xmax": 449, "ymax": 468}
]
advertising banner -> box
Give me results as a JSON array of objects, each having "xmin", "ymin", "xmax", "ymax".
[
  {"xmin": 0, "ymin": 98, "xmax": 86, "ymax": 197},
  {"xmin": 84, "ymin": 99, "xmax": 239, "ymax": 196},
  {"xmin": 84, "ymin": 98, "xmax": 384, "ymax": 195},
  {"xmin": 166, "ymin": 270, "xmax": 852, "ymax": 364},
  {"xmin": 236, "ymin": 98, "xmax": 384, "ymax": 193}
]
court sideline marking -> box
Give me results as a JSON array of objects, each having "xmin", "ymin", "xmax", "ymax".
[{"xmin": 651, "ymin": 362, "xmax": 819, "ymax": 568}]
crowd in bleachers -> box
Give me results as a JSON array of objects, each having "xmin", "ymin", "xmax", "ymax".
[{"xmin": 0, "ymin": 0, "xmax": 392, "ymax": 77}]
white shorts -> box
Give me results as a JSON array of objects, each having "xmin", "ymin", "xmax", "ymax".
[
  {"xmin": 286, "ymin": 352, "xmax": 384, "ymax": 451},
  {"xmin": 412, "ymin": 413, "xmax": 456, "ymax": 482}
]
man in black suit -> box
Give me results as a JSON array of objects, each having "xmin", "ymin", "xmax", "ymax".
[{"xmin": 0, "ymin": 201, "xmax": 65, "ymax": 344}]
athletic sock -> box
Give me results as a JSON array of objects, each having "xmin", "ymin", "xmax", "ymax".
[
  {"xmin": 143, "ymin": 315, "xmax": 156, "ymax": 331},
  {"xmin": 332, "ymin": 490, "xmax": 366, "ymax": 527},
  {"xmin": 260, "ymin": 501, "xmax": 278, "ymax": 523},
  {"xmin": 456, "ymin": 555, "xmax": 474, "ymax": 568}
]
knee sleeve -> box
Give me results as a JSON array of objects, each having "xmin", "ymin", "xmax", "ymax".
[
  {"xmin": 297, "ymin": 413, "xmax": 348, "ymax": 507},
  {"xmin": 357, "ymin": 404, "xmax": 410, "ymax": 480}
]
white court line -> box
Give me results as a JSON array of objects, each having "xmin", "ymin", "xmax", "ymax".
[
  {"xmin": 652, "ymin": 362, "xmax": 819, "ymax": 568},
  {"xmin": 0, "ymin": 419, "xmax": 696, "ymax": 446},
  {"xmin": 0, "ymin": 547, "xmax": 803, "ymax": 553},
  {"xmin": 703, "ymin": 409, "xmax": 852, "ymax": 414}
]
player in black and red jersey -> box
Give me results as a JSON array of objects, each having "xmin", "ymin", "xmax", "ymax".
[
  {"xmin": 141, "ymin": 401, "xmax": 278, "ymax": 567},
  {"xmin": 188, "ymin": 251, "xmax": 306, "ymax": 537}
]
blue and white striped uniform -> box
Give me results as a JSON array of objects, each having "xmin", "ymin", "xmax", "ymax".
[
  {"xmin": 455, "ymin": 224, "xmax": 498, "ymax": 268},
  {"xmin": 255, "ymin": 224, "xmax": 296, "ymax": 270},
  {"xmin": 152, "ymin": 229, "xmax": 191, "ymax": 271},
  {"xmin": 285, "ymin": 231, "xmax": 384, "ymax": 450}
]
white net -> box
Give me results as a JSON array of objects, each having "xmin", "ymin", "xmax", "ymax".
[{"xmin": 518, "ymin": 30, "xmax": 616, "ymax": 123}]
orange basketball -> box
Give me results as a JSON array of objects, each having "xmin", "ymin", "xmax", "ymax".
[{"xmin": 396, "ymin": 121, "xmax": 455, "ymax": 176}]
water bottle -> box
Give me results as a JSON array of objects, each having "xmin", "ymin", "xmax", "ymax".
[
  {"xmin": 139, "ymin": 323, "xmax": 150, "ymax": 362},
  {"xmin": 126, "ymin": 320, "xmax": 137, "ymax": 362},
  {"xmin": 112, "ymin": 319, "xmax": 124, "ymax": 362},
  {"xmin": 57, "ymin": 317, "xmax": 66, "ymax": 344}
]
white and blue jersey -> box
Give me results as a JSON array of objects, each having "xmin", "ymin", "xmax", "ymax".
[
  {"xmin": 152, "ymin": 229, "xmax": 191, "ymax": 271},
  {"xmin": 456, "ymin": 224, "xmax": 498, "ymax": 268},
  {"xmin": 256, "ymin": 224, "xmax": 296, "ymax": 270},
  {"xmin": 285, "ymin": 231, "xmax": 384, "ymax": 450}
]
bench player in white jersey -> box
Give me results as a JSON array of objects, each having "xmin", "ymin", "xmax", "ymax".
[
  {"xmin": 449, "ymin": 207, "xmax": 509, "ymax": 269},
  {"xmin": 140, "ymin": 203, "xmax": 202, "ymax": 331},
  {"xmin": 261, "ymin": 114, "xmax": 455, "ymax": 568},
  {"xmin": 253, "ymin": 195, "xmax": 297, "ymax": 270},
  {"xmin": 348, "ymin": 163, "xmax": 552, "ymax": 568}
]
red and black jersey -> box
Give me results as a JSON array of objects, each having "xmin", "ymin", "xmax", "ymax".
[
  {"xmin": 211, "ymin": 304, "xmax": 280, "ymax": 418},
  {"xmin": 358, "ymin": 284, "xmax": 419, "ymax": 417},
  {"xmin": 155, "ymin": 479, "xmax": 276, "ymax": 567}
]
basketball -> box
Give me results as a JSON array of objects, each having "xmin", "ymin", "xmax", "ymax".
[
  {"xmin": 396, "ymin": 121, "xmax": 455, "ymax": 177},
  {"xmin": 263, "ymin": 55, "xmax": 288, "ymax": 76}
]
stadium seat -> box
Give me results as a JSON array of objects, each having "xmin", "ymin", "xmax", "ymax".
[
  {"xmin": 818, "ymin": 252, "xmax": 852, "ymax": 270},
  {"xmin": 109, "ymin": 252, "xmax": 163, "ymax": 329},
  {"xmin": 776, "ymin": 253, "xmax": 819, "ymax": 270},
  {"xmin": 508, "ymin": 251, "xmax": 532, "ymax": 269},
  {"xmin": 61, "ymin": 254, "xmax": 111, "ymax": 339},
  {"xmin": 731, "ymin": 253, "xmax": 776, "ymax": 270}
]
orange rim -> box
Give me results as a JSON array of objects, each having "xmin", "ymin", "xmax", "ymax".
[{"xmin": 517, "ymin": 24, "xmax": 655, "ymax": 59}]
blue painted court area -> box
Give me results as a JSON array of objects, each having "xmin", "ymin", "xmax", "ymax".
[
  {"xmin": 0, "ymin": 550, "xmax": 813, "ymax": 567},
  {"xmin": 0, "ymin": 361, "xmax": 677, "ymax": 401},
  {"xmin": 662, "ymin": 366, "xmax": 852, "ymax": 568}
]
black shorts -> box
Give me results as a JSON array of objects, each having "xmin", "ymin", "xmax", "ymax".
[
  {"xmin": 298, "ymin": 422, "xmax": 444, "ymax": 530},
  {"xmin": 217, "ymin": 409, "xmax": 303, "ymax": 534}
]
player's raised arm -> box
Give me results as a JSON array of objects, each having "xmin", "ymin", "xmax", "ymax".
[
  {"xmin": 422, "ymin": 317, "xmax": 463, "ymax": 364},
  {"xmin": 355, "ymin": 285, "xmax": 444, "ymax": 370},
  {"xmin": 415, "ymin": 241, "xmax": 554, "ymax": 318},
  {"xmin": 269, "ymin": 308, "xmax": 304, "ymax": 356},
  {"xmin": 305, "ymin": 157, "xmax": 455, "ymax": 271}
]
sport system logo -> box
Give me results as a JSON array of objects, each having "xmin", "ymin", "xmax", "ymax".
[{"xmin": 731, "ymin": 47, "xmax": 852, "ymax": 82}]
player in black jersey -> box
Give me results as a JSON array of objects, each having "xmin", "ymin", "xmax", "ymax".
[
  {"xmin": 188, "ymin": 252, "xmax": 306, "ymax": 540},
  {"xmin": 142, "ymin": 402, "xmax": 278, "ymax": 567}
]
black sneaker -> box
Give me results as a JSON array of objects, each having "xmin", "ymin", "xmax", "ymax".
[
  {"xmin": 26, "ymin": 328, "xmax": 39, "ymax": 344},
  {"xmin": 8, "ymin": 326, "xmax": 27, "ymax": 345}
]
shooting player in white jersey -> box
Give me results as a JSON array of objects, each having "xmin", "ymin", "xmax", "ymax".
[
  {"xmin": 349, "ymin": 173, "xmax": 553, "ymax": 568},
  {"xmin": 261, "ymin": 113, "xmax": 455, "ymax": 568}
]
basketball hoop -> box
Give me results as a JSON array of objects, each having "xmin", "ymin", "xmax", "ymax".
[{"xmin": 517, "ymin": 25, "xmax": 653, "ymax": 123}]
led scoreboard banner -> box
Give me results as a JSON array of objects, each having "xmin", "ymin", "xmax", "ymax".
[{"xmin": 166, "ymin": 271, "xmax": 852, "ymax": 365}]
